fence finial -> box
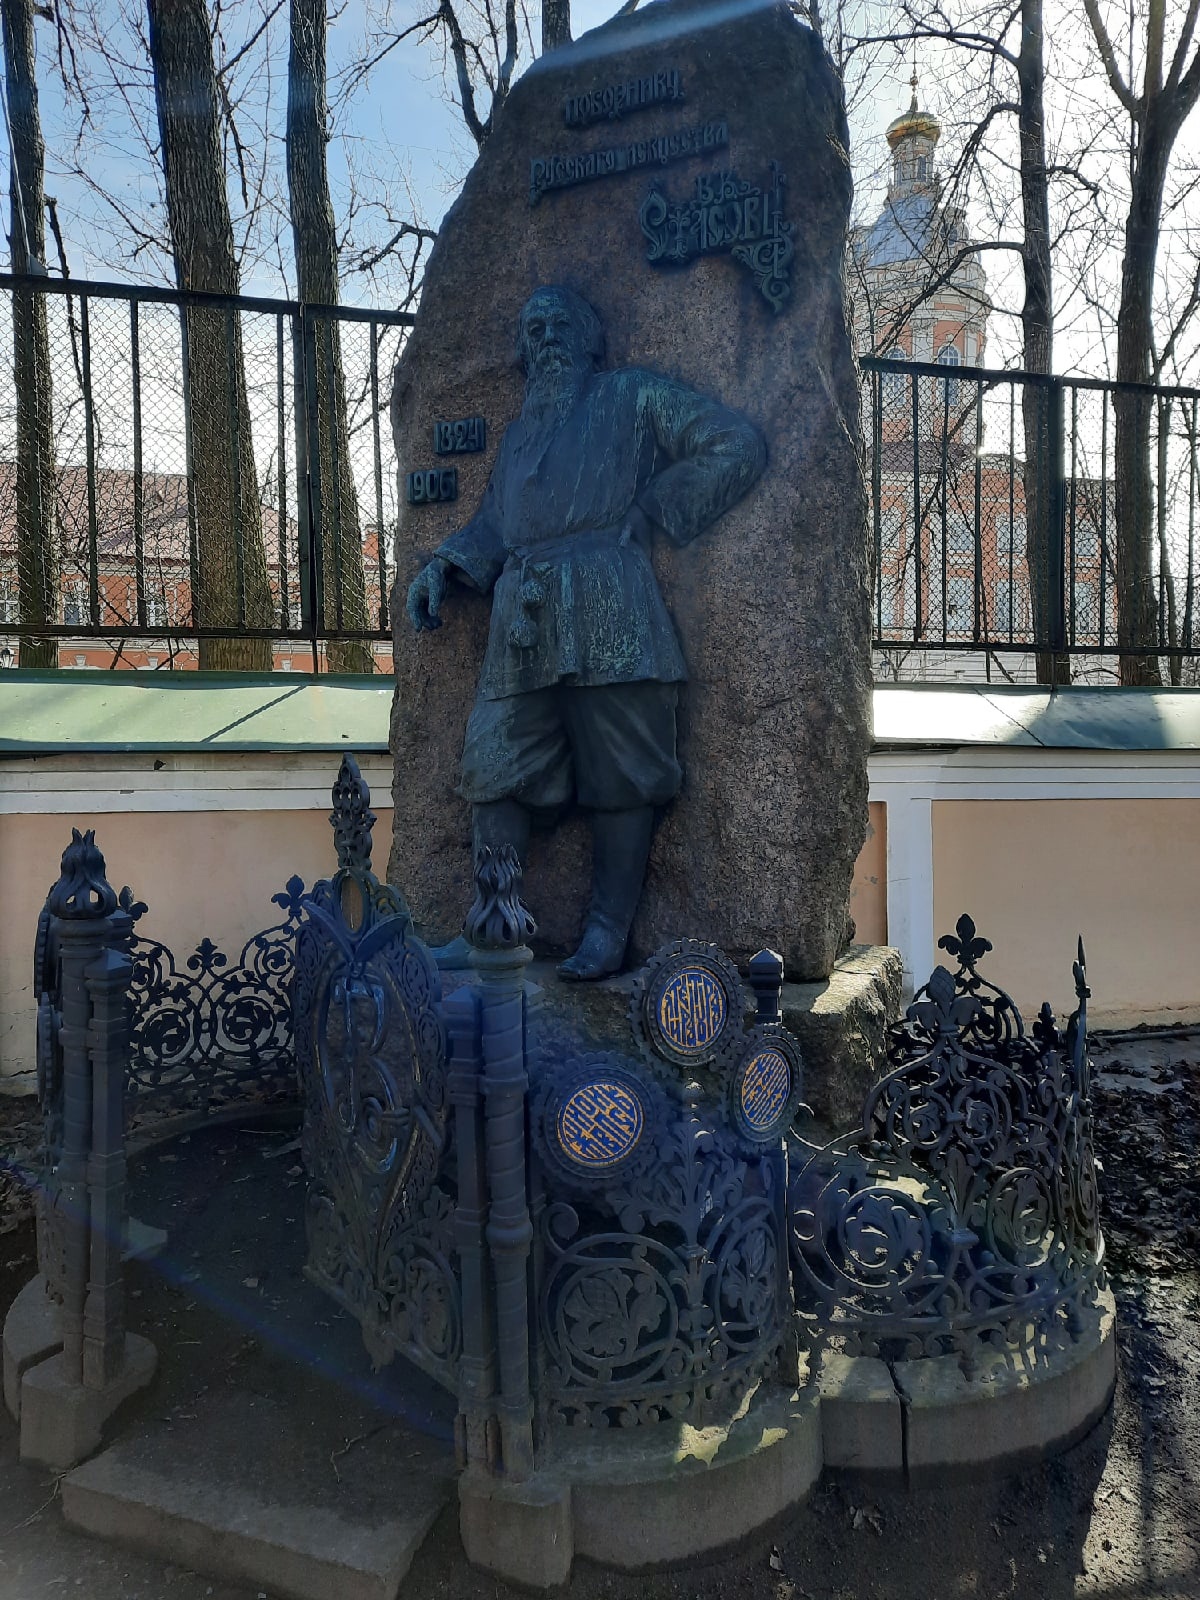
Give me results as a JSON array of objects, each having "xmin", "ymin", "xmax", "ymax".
[
  {"xmin": 47, "ymin": 828, "xmax": 119, "ymax": 920},
  {"xmin": 465, "ymin": 845, "xmax": 536, "ymax": 951},
  {"xmin": 330, "ymin": 755, "xmax": 376, "ymax": 874}
]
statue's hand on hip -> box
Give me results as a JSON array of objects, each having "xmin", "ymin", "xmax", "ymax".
[
  {"xmin": 407, "ymin": 558, "xmax": 449, "ymax": 631},
  {"xmin": 617, "ymin": 505, "xmax": 653, "ymax": 548}
]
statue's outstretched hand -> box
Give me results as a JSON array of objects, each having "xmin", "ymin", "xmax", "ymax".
[{"xmin": 406, "ymin": 558, "xmax": 448, "ymax": 631}]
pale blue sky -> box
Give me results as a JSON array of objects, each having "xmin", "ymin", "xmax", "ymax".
[
  {"xmin": 13, "ymin": 0, "xmax": 906, "ymax": 299},
  {"xmin": 7, "ymin": 0, "xmax": 1197, "ymax": 375}
]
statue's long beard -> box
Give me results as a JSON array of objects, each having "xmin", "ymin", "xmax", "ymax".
[{"xmin": 522, "ymin": 356, "xmax": 588, "ymax": 434}]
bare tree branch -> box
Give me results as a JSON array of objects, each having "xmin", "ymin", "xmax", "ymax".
[{"xmin": 1081, "ymin": 0, "xmax": 1139, "ymax": 115}]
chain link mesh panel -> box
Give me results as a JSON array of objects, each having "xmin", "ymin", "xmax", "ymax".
[
  {"xmin": 0, "ymin": 277, "xmax": 410, "ymax": 671},
  {"xmin": 863, "ymin": 357, "xmax": 1200, "ymax": 684}
]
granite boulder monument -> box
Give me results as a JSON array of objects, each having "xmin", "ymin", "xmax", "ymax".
[{"xmin": 390, "ymin": 0, "xmax": 871, "ymax": 981}]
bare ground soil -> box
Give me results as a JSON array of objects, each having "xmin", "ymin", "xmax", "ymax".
[{"xmin": 0, "ymin": 1029, "xmax": 1197, "ymax": 1600}]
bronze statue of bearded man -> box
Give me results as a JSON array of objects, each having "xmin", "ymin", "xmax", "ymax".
[{"xmin": 407, "ymin": 285, "xmax": 765, "ymax": 979}]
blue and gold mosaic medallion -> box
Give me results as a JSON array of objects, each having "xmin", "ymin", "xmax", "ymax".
[
  {"xmin": 533, "ymin": 1054, "xmax": 656, "ymax": 1188},
  {"xmin": 631, "ymin": 940, "xmax": 746, "ymax": 1075},
  {"xmin": 557, "ymin": 1078, "xmax": 644, "ymax": 1168},
  {"xmin": 657, "ymin": 967, "xmax": 727, "ymax": 1057},
  {"xmin": 739, "ymin": 1047, "xmax": 791, "ymax": 1128},
  {"xmin": 729, "ymin": 1027, "xmax": 804, "ymax": 1148}
]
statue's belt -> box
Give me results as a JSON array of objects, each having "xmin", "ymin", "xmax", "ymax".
[
  {"xmin": 503, "ymin": 527, "xmax": 640, "ymax": 651},
  {"xmin": 506, "ymin": 525, "xmax": 633, "ymax": 566}
]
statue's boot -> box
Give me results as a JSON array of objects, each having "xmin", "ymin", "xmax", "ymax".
[
  {"xmin": 558, "ymin": 806, "xmax": 654, "ymax": 982},
  {"xmin": 431, "ymin": 799, "xmax": 531, "ymax": 969}
]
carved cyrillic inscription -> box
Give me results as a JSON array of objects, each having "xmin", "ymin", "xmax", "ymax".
[
  {"xmin": 530, "ymin": 120, "xmax": 728, "ymax": 205},
  {"xmin": 639, "ymin": 164, "xmax": 795, "ymax": 312},
  {"xmin": 563, "ymin": 68, "xmax": 683, "ymax": 128}
]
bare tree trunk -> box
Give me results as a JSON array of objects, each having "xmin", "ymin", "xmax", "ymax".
[
  {"xmin": 1017, "ymin": 0, "xmax": 1069, "ymax": 685},
  {"xmin": 287, "ymin": 0, "xmax": 372, "ymax": 674},
  {"xmin": 1114, "ymin": 120, "xmax": 1170, "ymax": 686},
  {"xmin": 2, "ymin": 0, "xmax": 58, "ymax": 668},
  {"xmin": 541, "ymin": 0, "xmax": 571, "ymax": 53},
  {"xmin": 146, "ymin": 0, "xmax": 274, "ymax": 672},
  {"xmin": 1157, "ymin": 393, "xmax": 1180, "ymax": 684},
  {"xmin": 1081, "ymin": 0, "xmax": 1200, "ymax": 686}
]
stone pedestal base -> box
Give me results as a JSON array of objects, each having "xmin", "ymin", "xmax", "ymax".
[
  {"xmin": 458, "ymin": 1470, "xmax": 574, "ymax": 1590},
  {"xmin": 814, "ymin": 1289, "xmax": 1117, "ymax": 1480},
  {"xmin": 19, "ymin": 1333, "xmax": 157, "ymax": 1471},
  {"xmin": 5, "ymin": 1229, "xmax": 166, "ymax": 1426},
  {"xmin": 516, "ymin": 943, "xmax": 902, "ymax": 1127},
  {"xmin": 3, "ymin": 1275, "xmax": 61, "ymax": 1422},
  {"xmin": 780, "ymin": 945, "xmax": 903, "ymax": 1129},
  {"xmin": 459, "ymin": 1382, "xmax": 822, "ymax": 1587}
]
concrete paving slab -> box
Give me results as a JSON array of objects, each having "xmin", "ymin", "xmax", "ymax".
[{"xmin": 62, "ymin": 1389, "xmax": 452, "ymax": 1600}]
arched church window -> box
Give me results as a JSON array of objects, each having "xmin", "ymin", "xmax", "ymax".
[
  {"xmin": 916, "ymin": 156, "xmax": 928, "ymax": 180},
  {"xmin": 936, "ymin": 343, "xmax": 961, "ymax": 405},
  {"xmin": 883, "ymin": 346, "xmax": 908, "ymax": 408}
]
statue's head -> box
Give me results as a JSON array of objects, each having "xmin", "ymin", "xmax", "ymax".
[{"xmin": 516, "ymin": 286, "xmax": 604, "ymax": 383}]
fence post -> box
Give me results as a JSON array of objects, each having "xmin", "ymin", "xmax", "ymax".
[
  {"xmin": 467, "ymin": 846, "xmax": 537, "ymax": 1481},
  {"xmin": 82, "ymin": 941, "xmax": 131, "ymax": 1389},
  {"xmin": 17, "ymin": 829, "xmax": 157, "ymax": 1470},
  {"xmin": 445, "ymin": 982, "xmax": 499, "ymax": 1473}
]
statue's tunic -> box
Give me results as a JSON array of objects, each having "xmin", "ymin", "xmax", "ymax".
[{"xmin": 435, "ymin": 366, "xmax": 765, "ymax": 812}]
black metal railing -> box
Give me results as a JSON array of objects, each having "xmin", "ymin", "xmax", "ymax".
[
  {"xmin": 861, "ymin": 355, "xmax": 1200, "ymax": 678},
  {"xmin": 0, "ymin": 272, "xmax": 412, "ymax": 670},
  {"xmin": 6, "ymin": 280, "xmax": 1198, "ymax": 680}
]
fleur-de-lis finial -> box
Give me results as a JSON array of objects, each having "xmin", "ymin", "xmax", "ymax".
[
  {"xmin": 47, "ymin": 828, "xmax": 119, "ymax": 920},
  {"xmin": 465, "ymin": 845, "xmax": 536, "ymax": 951},
  {"xmin": 937, "ymin": 913, "xmax": 992, "ymax": 973}
]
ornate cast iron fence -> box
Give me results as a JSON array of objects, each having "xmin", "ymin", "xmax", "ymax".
[
  {"xmin": 788, "ymin": 915, "xmax": 1104, "ymax": 1372},
  {"xmin": 292, "ymin": 759, "xmax": 463, "ymax": 1393},
  {"xmin": 29, "ymin": 779, "xmax": 1109, "ymax": 1487},
  {"xmin": 528, "ymin": 942, "xmax": 804, "ymax": 1431},
  {"xmin": 124, "ymin": 881, "xmax": 306, "ymax": 1122},
  {"xmin": 35, "ymin": 852, "xmax": 308, "ymax": 1131},
  {"xmin": 293, "ymin": 756, "xmax": 806, "ymax": 1477}
]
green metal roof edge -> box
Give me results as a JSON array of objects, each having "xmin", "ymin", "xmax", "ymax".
[
  {"xmin": 0, "ymin": 670, "xmax": 394, "ymax": 754},
  {"xmin": 3, "ymin": 672, "xmax": 1200, "ymax": 755},
  {"xmin": 873, "ymin": 682, "xmax": 1200, "ymax": 752}
]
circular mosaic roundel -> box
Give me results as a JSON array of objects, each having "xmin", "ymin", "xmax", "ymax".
[
  {"xmin": 739, "ymin": 1045, "xmax": 792, "ymax": 1130},
  {"xmin": 728, "ymin": 1027, "xmax": 804, "ymax": 1147},
  {"xmin": 557, "ymin": 1078, "xmax": 645, "ymax": 1169},
  {"xmin": 632, "ymin": 941, "xmax": 746, "ymax": 1074},
  {"xmin": 657, "ymin": 966, "xmax": 727, "ymax": 1058}
]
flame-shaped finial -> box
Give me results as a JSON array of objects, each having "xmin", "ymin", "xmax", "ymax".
[{"xmin": 465, "ymin": 845, "xmax": 536, "ymax": 951}]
